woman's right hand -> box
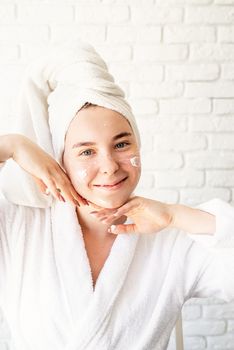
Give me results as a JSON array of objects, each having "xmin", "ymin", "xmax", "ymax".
[{"xmin": 10, "ymin": 134, "xmax": 88, "ymax": 206}]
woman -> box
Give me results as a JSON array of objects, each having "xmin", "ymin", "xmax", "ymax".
[{"xmin": 0, "ymin": 41, "xmax": 233, "ymax": 350}]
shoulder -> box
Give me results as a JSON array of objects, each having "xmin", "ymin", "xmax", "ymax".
[
  {"xmin": 137, "ymin": 228, "xmax": 195, "ymax": 262},
  {"xmin": 0, "ymin": 195, "xmax": 48, "ymax": 230}
]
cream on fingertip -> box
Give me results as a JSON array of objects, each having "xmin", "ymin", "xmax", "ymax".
[{"xmin": 110, "ymin": 225, "xmax": 118, "ymax": 234}]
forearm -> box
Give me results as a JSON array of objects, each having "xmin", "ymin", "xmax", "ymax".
[
  {"xmin": 168, "ymin": 204, "xmax": 216, "ymax": 235},
  {"xmin": 0, "ymin": 134, "xmax": 22, "ymax": 163}
]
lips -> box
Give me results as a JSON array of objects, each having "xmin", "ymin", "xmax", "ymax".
[{"xmin": 94, "ymin": 176, "xmax": 128, "ymax": 188}]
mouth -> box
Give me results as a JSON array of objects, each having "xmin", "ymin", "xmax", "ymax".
[{"xmin": 93, "ymin": 177, "xmax": 128, "ymax": 190}]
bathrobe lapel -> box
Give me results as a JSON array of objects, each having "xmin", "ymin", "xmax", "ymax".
[{"xmin": 52, "ymin": 201, "xmax": 139, "ymax": 349}]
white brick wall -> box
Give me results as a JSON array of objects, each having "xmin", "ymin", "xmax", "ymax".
[{"xmin": 0, "ymin": 1, "xmax": 234, "ymax": 349}]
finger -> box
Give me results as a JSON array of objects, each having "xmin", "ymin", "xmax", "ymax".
[
  {"xmin": 53, "ymin": 172, "xmax": 88, "ymax": 206},
  {"xmin": 44, "ymin": 178, "xmax": 63, "ymax": 202},
  {"xmin": 49, "ymin": 175, "xmax": 81, "ymax": 206},
  {"xmin": 90, "ymin": 209, "xmax": 117, "ymax": 219},
  {"xmin": 113, "ymin": 203, "xmax": 134, "ymax": 217},
  {"xmin": 108, "ymin": 224, "xmax": 137, "ymax": 235},
  {"xmin": 32, "ymin": 177, "xmax": 48, "ymax": 194},
  {"xmin": 68, "ymin": 185, "xmax": 89, "ymax": 206}
]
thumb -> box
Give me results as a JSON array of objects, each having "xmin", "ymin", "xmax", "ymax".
[{"xmin": 108, "ymin": 223, "xmax": 137, "ymax": 235}]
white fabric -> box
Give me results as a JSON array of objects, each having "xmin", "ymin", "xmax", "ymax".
[
  {"xmin": 0, "ymin": 39, "xmax": 140, "ymax": 209},
  {"xmin": 0, "ymin": 197, "xmax": 233, "ymax": 350}
]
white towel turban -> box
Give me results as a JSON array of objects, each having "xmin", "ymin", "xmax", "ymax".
[{"xmin": 0, "ymin": 40, "xmax": 141, "ymax": 208}]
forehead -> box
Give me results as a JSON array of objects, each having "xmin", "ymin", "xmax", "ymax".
[{"xmin": 66, "ymin": 106, "xmax": 133, "ymax": 140}]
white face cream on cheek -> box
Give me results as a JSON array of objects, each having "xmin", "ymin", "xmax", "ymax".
[
  {"xmin": 76, "ymin": 169, "xmax": 88, "ymax": 182},
  {"xmin": 118, "ymin": 155, "xmax": 141, "ymax": 168},
  {"xmin": 129, "ymin": 156, "xmax": 141, "ymax": 167}
]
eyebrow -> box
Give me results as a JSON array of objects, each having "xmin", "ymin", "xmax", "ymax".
[{"xmin": 72, "ymin": 132, "xmax": 132, "ymax": 149}]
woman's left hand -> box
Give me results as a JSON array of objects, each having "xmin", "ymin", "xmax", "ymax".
[{"xmin": 89, "ymin": 196, "xmax": 174, "ymax": 235}]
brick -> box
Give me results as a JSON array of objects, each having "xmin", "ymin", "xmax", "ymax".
[
  {"xmin": 0, "ymin": 342, "xmax": 8, "ymax": 350},
  {"xmin": 185, "ymin": 6, "xmax": 234, "ymax": 24},
  {"xmin": 140, "ymin": 134, "xmax": 154, "ymax": 151},
  {"xmin": 0, "ymin": 63, "xmax": 25, "ymax": 82},
  {"xmin": 206, "ymin": 171, "xmax": 234, "ymax": 187},
  {"xmin": 213, "ymin": 98, "xmax": 234, "ymax": 113},
  {"xmin": 221, "ymin": 63, "xmax": 234, "ymax": 79},
  {"xmin": 103, "ymin": 0, "xmax": 154, "ymax": 3},
  {"xmin": 0, "ymin": 4, "xmax": 15, "ymax": 23},
  {"xmin": 0, "ymin": 25, "xmax": 49, "ymax": 43},
  {"xmin": 131, "ymin": 6, "xmax": 183, "ymax": 24},
  {"xmin": 51, "ymin": 25, "xmax": 105, "ymax": 43},
  {"xmin": 165, "ymin": 64, "xmax": 219, "ymax": 81},
  {"xmin": 207, "ymin": 334, "xmax": 234, "ymax": 349},
  {"xmin": 94, "ymin": 44, "xmax": 132, "ymax": 62},
  {"xmin": 135, "ymin": 117, "xmax": 159, "ymax": 133},
  {"xmin": 160, "ymin": 98, "xmax": 211, "ymax": 114},
  {"xmin": 0, "ymin": 45, "xmax": 18, "ymax": 62},
  {"xmin": 184, "ymin": 320, "xmax": 226, "ymax": 335},
  {"xmin": 75, "ymin": 4, "xmax": 129, "ymax": 23},
  {"xmin": 130, "ymin": 82, "xmax": 183, "ymax": 98},
  {"xmin": 186, "ymin": 151, "xmax": 234, "ymax": 169},
  {"xmin": 157, "ymin": 0, "xmax": 211, "ymax": 3},
  {"xmin": 136, "ymin": 116, "xmax": 187, "ymax": 132},
  {"xmin": 183, "ymin": 336, "xmax": 206, "ymax": 350},
  {"xmin": 182, "ymin": 305, "xmax": 202, "ymax": 320},
  {"xmin": 218, "ymin": 26, "xmax": 234, "ymax": 42},
  {"xmin": 107, "ymin": 25, "xmax": 161, "ymax": 43},
  {"xmin": 20, "ymin": 43, "xmax": 50, "ymax": 61},
  {"xmin": 109, "ymin": 63, "xmax": 163, "ymax": 82},
  {"xmin": 154, "ymin": 116, "xmax": 187, "ymax": 132},
  {"xmin": 215, "ymin": 0, "xmax": 234, "ymax": 3},
  {"xmin": 135, "ymin": 188, "xmax": 179, "ymax": 203},
  {"xmin": 189, "ymin": 116, "xmax": 234, "ymax": 132},
  {"xmin": 128, "ymin": 98, "xmax": 158, "ymax": 115},
  {"xmin": 142, "ymin": 152, "xmax": 183, "ymax": 169},
  {"xmin": 209, "ymin": 134, "xmax": 234, "ymax": 150},
  {"xmin": 203, "ymin": 303, "xmax": 234, "ymax": 319},
  {"xmin": 154, "ymin": 170, "xmax": 204, "ymax": 187},
  {"xmin": 164, "ymin": 25, "xmax": 215, "ymax": 43},
  {"xmin": 227, "ymin": 320, "xmax": 234, "ymax": 332},
  {"xmin": 190, "ymin": 44, "xmax": 234, "ymax": 61},
  {"xmin": 18, "ymin": 4, "xmax": 74, "ymax": 24},
  {"xmin": 185, "ymin": 82, "xmax": 234, "ymax": 98},
  {"xmin": 134, "ymin": 44, "xmax": 188, "ymax": 62},
  {"xmin": 154, "ymin": 134, "xmax": 207, "ymax": 151}
]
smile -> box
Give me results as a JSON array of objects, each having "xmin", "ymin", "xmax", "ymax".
[{"xmin": 93, "ymin": 177, "xmax": 128, "ymax": 190}]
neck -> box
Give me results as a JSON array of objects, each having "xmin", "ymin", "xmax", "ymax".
[{"xmin": 76, "ymin": 204, "xmax": 126, "ymax": 238}]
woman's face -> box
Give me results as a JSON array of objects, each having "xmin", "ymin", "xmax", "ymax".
[{"xmin": 63, "ymin": 106, "xmax": 141, "ymax": 208}]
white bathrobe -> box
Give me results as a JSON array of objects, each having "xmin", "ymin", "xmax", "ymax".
[{"xmin": 0, "ymin": 197, "xmax": 233, "ymax": 350}]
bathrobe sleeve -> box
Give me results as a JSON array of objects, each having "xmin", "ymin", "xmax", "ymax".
[{"xmin": 182, "ymin": 199, "xmax": 234, "ymax": 302}]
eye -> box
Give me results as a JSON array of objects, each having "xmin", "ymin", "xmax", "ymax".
[
  {"xmin": 115, "ymin": 141, "xmax": 130, "ymax": 149},
  {"xmin": 80, "ymin": 149, "xmax": 94, "ymax": 156}
]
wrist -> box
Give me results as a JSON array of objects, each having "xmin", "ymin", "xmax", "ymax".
[
  {"xmin": 10, "ymin": 134, "xmax": 27, "ymax": 160},
  {"xmin": 167, "ymin": 204, "xmax": 179, "ymax": 229}
]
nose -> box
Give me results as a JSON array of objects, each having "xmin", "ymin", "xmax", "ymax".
[{"xmin": 99, "ymin": 153, "xmax": 119, "ymax": 175}]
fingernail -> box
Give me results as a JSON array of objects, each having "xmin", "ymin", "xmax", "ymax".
[
  {"xmin": 72, "ymin": 199, "xmax": 79, "ymax": 206},
  {"xmin": 110, "ymin": 225, "xmax": 117, "ymax": 234},
  {"xmin": 60, "ymin": 195, "xmax": 65, "ymax": 202}
]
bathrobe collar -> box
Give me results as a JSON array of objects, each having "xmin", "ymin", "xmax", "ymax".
[{"xmin": 51, "ymin": 201, "xmax": 139, "ymax": 349}]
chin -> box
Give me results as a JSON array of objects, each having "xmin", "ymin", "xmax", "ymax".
[{"xmin": 91, "ymin": 194, "xmax": 131, "ymax": 209}]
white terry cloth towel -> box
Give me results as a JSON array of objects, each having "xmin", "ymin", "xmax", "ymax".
[{"xmin": 0, "ymin": 39, "xmax": 140, "ymax": 208}]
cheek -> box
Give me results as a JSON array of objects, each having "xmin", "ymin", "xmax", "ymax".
[
  {"xmin": 121, "ymin": 155, "xmax": 141, "ymax": 180},
  {"xmin": 70, "ymin": 164, "xmax": 95, "ymax": 186}
]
